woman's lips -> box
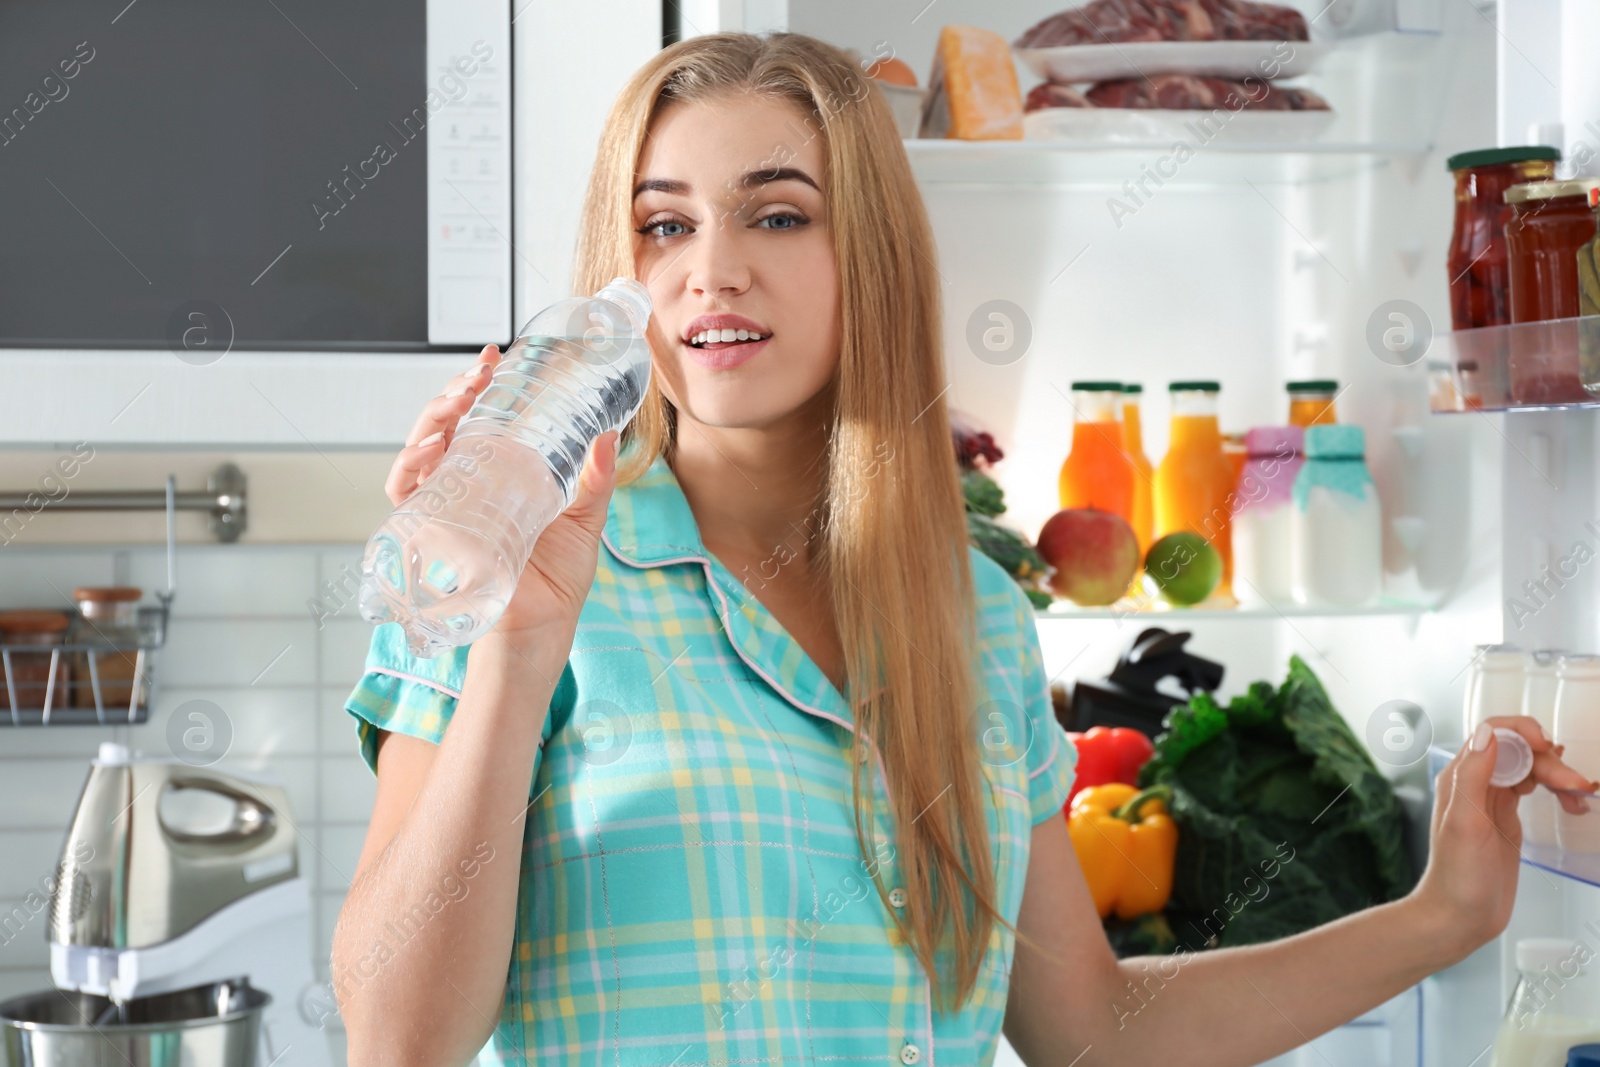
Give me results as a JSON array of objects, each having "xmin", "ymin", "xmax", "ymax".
[{"xmin": 684, "ymin": 335, "xmax": 769, "ymax": 369}]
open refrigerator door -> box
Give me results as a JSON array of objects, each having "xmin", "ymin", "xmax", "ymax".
[{"xmin": 785, "ymin": 0, "xmax": 1600, "ymax": 1060}]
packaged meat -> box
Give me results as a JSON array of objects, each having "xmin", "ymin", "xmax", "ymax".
[
  {"xmin": 1015, "ymin": 0, "xmax": 1310, "ymax": 48},
  {"xmin": 919, "ymin": 25, "xmax": 1024, "ymax": 140},
  {"xmin": 1068, "ymin": 75, "xmax": 1328, "ymax": 111},
  {"xmin": 1025, "ymin": 82, "xmax": 1091, "ymax": 111}
]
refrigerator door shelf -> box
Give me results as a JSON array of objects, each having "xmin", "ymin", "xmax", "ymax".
[
  {"xmin": 1430, "ymin": 745, "xmax": 1600, "ymax": 889},
  {"xmin": 1430, "ymin": 315, "xmax": 1600, "ymax": 414}
]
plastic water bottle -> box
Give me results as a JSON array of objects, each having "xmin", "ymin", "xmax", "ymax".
[{"xmin": 357, "ymin": 277, "xmax": 653, "ymax": 657}]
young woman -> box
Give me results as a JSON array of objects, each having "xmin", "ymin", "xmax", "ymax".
[{"xmin": 331, "ymin": 31, "xmax": 1596, "ymax": 1067}]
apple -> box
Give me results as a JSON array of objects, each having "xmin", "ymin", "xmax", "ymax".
[{"xmin": 1036, "ymin": 508, "xmax": 1140, "ymax": 606}]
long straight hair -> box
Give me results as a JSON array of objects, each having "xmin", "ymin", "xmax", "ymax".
[{"xmin": 572, "ymin": 31, "xmax": 1029, "ymax": 1015}]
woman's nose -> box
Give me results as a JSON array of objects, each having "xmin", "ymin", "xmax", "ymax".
[{"xmin": 685, "ymin": 209, "xmax": 752, "ymax": 297}]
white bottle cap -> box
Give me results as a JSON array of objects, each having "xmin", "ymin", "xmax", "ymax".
[
  {"xmin": 1517, "ymin": 937, "xmax": 1582, "ymax": 973},
  {"xmin": 1490, "ymin": 728, "xmax": 1534, "ymax": 788},
  {"xmin": 96, "ymin": 741, "xmax": 131, "ymax": 765}
]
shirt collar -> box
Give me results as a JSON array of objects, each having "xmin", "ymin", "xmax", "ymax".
[{"xmin": 601, "ymin": 451, "xmax": 857, "ymax": 728}]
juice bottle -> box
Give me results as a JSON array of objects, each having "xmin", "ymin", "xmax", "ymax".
[
  {"xmin": 1154, "ymin": 381, "xmax": 1232, "ymax": 592},
  {"xmin": 1120, "ymin": 384, "xmax": 1154, "ymax": 554},
  {"xmin": 1058, "ymin": 381, "xmax": 1134, "ymax": 523},
  {"xmin": 1286, "ymin": 379, "xmax": 1339, "ymax": 427}
]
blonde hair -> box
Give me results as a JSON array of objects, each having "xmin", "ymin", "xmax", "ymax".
[{"xmin": 573, "ymin": 31, "xmax": 1036, "ymax": 1015}]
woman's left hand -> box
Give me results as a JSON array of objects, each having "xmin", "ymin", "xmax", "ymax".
[{"xmin": 1411, "ymin": 716, "xmax": 1599, "ymax": 956}]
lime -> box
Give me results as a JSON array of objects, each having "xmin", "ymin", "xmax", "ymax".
[{"xmin": 1145, "ymin": 532, "xmax": 1222, "ymax": 606}]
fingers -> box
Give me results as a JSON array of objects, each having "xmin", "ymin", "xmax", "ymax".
[
  {"xmin": 1478, "ymin": 714, "xmax": 1556, "ymax": 753},
  {"xmin": 405, "ymin": 345, "xmax": 499, "ymax": 447},
  {"xmin": 1559, "ymin": 791, "xmax": 1593, "ymax": 816},
  {"xmin": 386, "ymin": 345, "xmax": 500, "ymax": 505},
  {"xmin": 384, "ymin": 431, "xmax": 450, "ymax": 505},
  {"xmin": 560, "ymin": 430, "xmax": 622, "ymax": 540}
]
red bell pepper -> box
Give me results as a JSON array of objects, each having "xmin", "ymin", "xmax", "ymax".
[{"xmin": 1064, "ymin": 726, "xmax": 1155, "ymax": 806}]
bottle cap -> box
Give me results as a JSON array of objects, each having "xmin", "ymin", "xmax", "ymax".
[
  {"xmin": 1245, "ymin": 425, "xmax": 1304, "ymax": 457},
  {"xmin": 1169, "ymin": 380, "xmax": 1220, "ymax": 392},
  {"xmin": 1286, "ymin": 379, "xmax": 1339, "ymax": 394},
  {"xmin": 1490, "ymin": 728, "xmax": 1534, "ymax": 788},
  {"xmin": 1069, "ymin": 380, "xmax": 1123, "ymax": 391},
  {"xmin": 1122, "ymin": 383, "xmax": 1144, "ymax": 394},
  {"xmin": 1568, "ymin": 1044, "xmax": 1600, "ymax": 1067},
  {"xmin": 1304, "ymin": 424, "xmax": 1364, "ymax": 459},
  {"xmin": 1517, "ymin": 937, "xmax": 1583, "ymax": 973}
]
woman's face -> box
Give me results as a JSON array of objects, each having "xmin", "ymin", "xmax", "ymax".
[{"xmin": 632, "ymin": 93, "xmax": 841, "ymax": 431}]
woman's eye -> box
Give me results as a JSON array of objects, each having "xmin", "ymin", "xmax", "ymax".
[
  {"xmin": 639, "ymin": 218, "xmax": 688, "ymax": 238},
  {"xmin": 758, "ymin": 212, "xmax": 807, "ymax": 230}
]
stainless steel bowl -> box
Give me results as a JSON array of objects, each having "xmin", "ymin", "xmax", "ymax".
[{"xmin": 0, "ymin": 979, "xmax": 268, "ymax": 1066}]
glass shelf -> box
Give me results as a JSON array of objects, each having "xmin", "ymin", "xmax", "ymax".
[
  {"xmin": 904, "ymin": 137, "xmax": 1433, "ymax": 188},
  {"xmin": 1429, "ymin": 315, "xmax": 1600, "ymax": 414},
  {"xmin": 1429, "ymin": 746, "xmax": 1600, "ymax": 890},
  {"xmin": 1521, "ymin": 843, "xmax": 1600, "ymax": 891},
  {"xmin": 1033, "ymin": 597, "xmax": 1435, "ymax": 621}
]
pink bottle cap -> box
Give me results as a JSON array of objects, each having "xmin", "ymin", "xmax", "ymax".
[
  {"xmin": 1244, "ymin": 424, "xmax": 1304, "ymax": 457},
  {"xmin": 1490, "ymin": 728, "xmax": 1534, "ymax": 788}
]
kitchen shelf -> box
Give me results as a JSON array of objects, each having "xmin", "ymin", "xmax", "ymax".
[
  {"xmin": 1429, "ymin": 315, "xmax": 1600, "ymax": 414},
  {"xmin": 1034, "ymin": 597, "xmax": 1435, "ymax": 621}
]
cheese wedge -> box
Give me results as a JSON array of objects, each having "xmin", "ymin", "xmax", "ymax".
[{"xmin": 919, "ymin": 25, "xmax": 1023, "ymax": 140}]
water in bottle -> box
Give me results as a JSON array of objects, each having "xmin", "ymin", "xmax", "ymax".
[{"xmin": 358, "ymin": 277, "xmax": 653, "ymax": 657}]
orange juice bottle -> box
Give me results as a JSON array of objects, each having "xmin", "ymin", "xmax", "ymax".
[
  {"xmin": 1154, "ymin": 381, "xmax": 1233, "ymax": 591},
  {"xmin": 1287, "ymin": 379, "xmax": 1339, "ymax": 427},
  {"xmin": 1058, "ymin": 381, "xmax": 1135, "ymax": 523},
  {"xmin": 1120, "ymin": 384, "xmax": 1154, "ymax": 553}
]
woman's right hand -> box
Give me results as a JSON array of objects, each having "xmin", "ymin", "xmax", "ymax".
[{"xmin": 385, "ymin": 344, "xmax": 624, "ymax": 641}]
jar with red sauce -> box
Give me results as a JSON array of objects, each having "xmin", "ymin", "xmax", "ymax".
[
  {"xmin": 1505, "ymin": 177, "xmax": 1600, "ymax": 404},
  {"xmin": 1446, "ymin": 146, "xmax": 1559, "ymax": 331}
]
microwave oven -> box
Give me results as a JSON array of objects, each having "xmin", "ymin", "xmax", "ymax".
[{"xmin": 0, "ymin": 0, "xmax": 512, "ymax": 351}]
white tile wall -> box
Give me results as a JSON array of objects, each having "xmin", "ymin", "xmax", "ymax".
[{"xmin": 0, "ymin": 542, "xmax": 377, "ymax": 1056}]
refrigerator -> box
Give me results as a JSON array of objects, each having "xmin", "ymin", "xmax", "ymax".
[{"xmin": 717, "ymin": 0, "xmax": 1600, "ymax": 1062}]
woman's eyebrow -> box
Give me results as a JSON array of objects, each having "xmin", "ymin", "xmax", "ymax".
[{"xmin": 632, "ymin": 167, "xmax": 821, "ymax": 199}]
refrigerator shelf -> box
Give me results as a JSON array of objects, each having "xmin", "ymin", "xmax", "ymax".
[
  {"xmin": 1519, "ymin": 843, "xmax": 1600, "ymax": 892},
  {"xmin": 1034, "ymin": 597, "xmax": 1434, "ymax": 621},
  {"xmin": 1429, "ymin": 315, "xmax": 1600, "ymax": 414},
  {"xmin": 904, "ymin": 138, "xmax": 1433, "ymax": 188}
]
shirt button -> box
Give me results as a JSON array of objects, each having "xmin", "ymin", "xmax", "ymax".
[
  {"xmin": 900, "ymin": 1042, "xmax": 921, "ymax": 1064},
  {"xmin": 888, "ymin": 887, "xmax": 907, "ymax": 908}
]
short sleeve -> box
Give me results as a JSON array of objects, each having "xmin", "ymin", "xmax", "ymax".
[
  {"xmin": 343, "ymin": 622, "xmax": 474, "ymax": 774},
  {"xmin": 1011, "ymin": 585, "xmax": 1078, "ymax": 825}
]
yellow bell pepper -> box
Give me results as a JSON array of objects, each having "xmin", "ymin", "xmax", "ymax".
[{"xmin": 1066, "ymin": 783, "xmax": 1177, "ymax": 921}]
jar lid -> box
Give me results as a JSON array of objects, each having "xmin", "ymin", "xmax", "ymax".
[
  {"xmin": 1446, "ymin": 145, "xmax": 1560, "ymax": 171},
  {"xmin": 1286, "ymin": 378, "xmax": 1338, "ymax": 393},
  {"xmin": 1070, "ymin": 380, "xmax": 1123, "ymax": 391},
  {"xmin": 1122, "ymin": 383, "xmax": 1143, "ymax": 394},
  {"xmin": 72, "ymin": 586, "xmax": 143, "ymax": 603},
  {"xmin": 1304, "ymin": 423, "xmax": 1363, "ymax": 458},
  {"xmin": 1516, "ymin": 937, "xmax": 1583, "ymax": 974},
  {"xmin": 1504, "ymin": 178, "xmax": 1600, "ymax": 204},
  {"xmin": 1245, "ymin": 424, "xmax": 1304, "ymax": 456},
  {"xmin": 1169, "ymin": 380, "xmax": 1220, "ymax": 392},
  {"xmin": 0, "ymin": 609, "xmax": 71, "ymax": 634},
  {"xmin": 1559, "ymin": 652, "xmax": 1600, "ymax": 675}
]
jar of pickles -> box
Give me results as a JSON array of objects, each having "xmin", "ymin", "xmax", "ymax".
[
  {"xmin": 1505, "ymin": 177, "xmax": 1600, "ymax": 404},
  {"xmin": 1578, "ymin": 186, "xmax": 1600, "ymax": 395},
  {"xmin": 1505, "ymin": 179, "xmax": 1600, "ymax": 323},
  {"xmin": 1446, "ymin": 146, "xmax": 1560, "ymax": 331}
]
